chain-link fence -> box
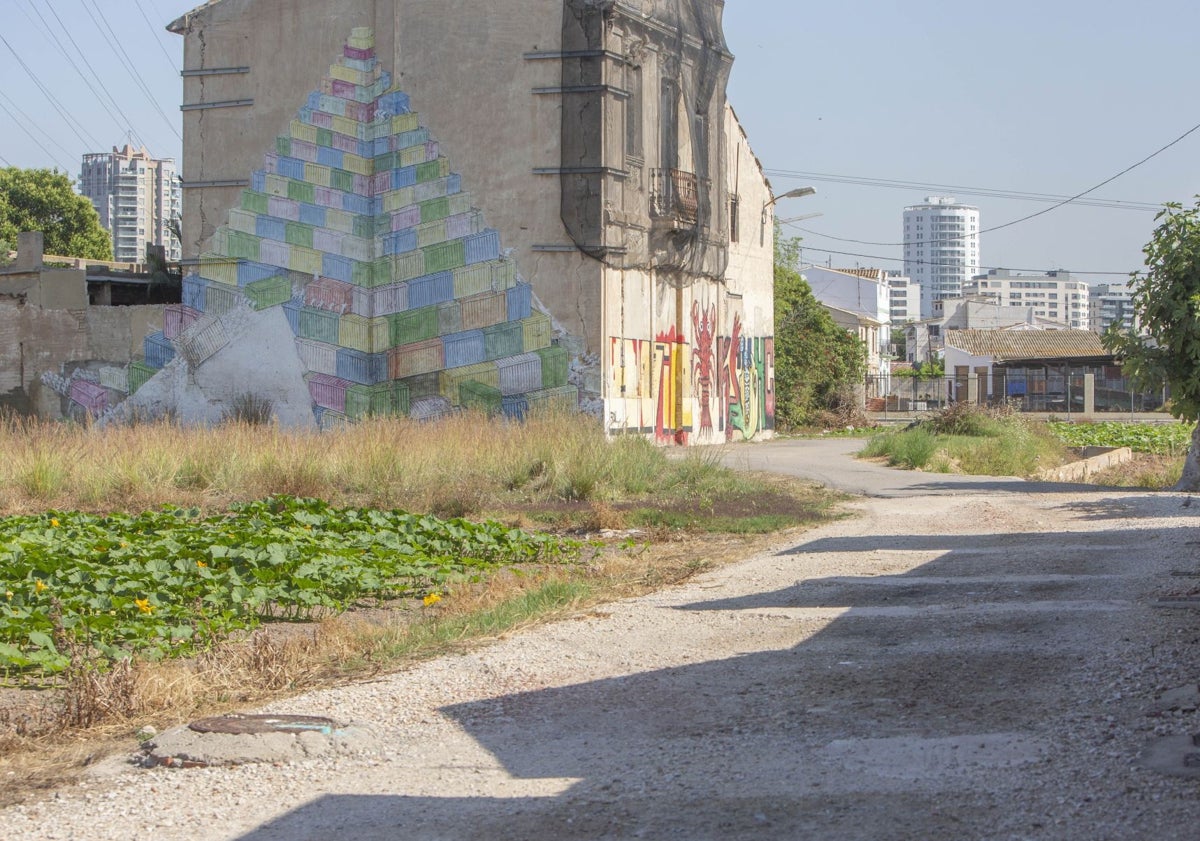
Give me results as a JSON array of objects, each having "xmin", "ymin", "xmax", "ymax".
[{"xmin": 867, "ymin": 370, "xmax": 1167, "ymax": 415}]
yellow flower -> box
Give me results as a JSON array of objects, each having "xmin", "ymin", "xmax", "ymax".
[
  {"xmin": 34, "ymin": 580, "xmax": 47, "ymax": 593},
  {"xmin": 423, "ymin": 593, "xmax": 442, "ymax": 607},
  {"xmin": 120, "ymin": 541, "xmax": 129, "ymax": 548},
  {"xmin": 4, "ymin": 591, "xmax": 12, "ymax": 600},
  {"xmin": 135, "ymin": 598, "xmax": 153, "ymax": 614},
  {"xmin": 197, "ymin": 560, "xmax": 207, "ymax": 568},
  {"xmin": 50, "ymin": 518, "xmax": 59, "ymax": 527}
]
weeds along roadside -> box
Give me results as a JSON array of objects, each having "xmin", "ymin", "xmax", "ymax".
[
  {"xmin": 0, "ymin": 410, "xmax": 843, "ymax": 801},
  {"xmin": 859, "ymin": 403, "xmax": 1189, "ymax": 486}
]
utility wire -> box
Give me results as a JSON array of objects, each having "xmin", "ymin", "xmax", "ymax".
[
  {"xmin": 764, "ymin": 169, "xmax": 1163, "ymax": 212},
  {"xmin": 26, "ymin": 0, "xmax": 150, "ymax": 153},
  {"xmin": 0, "ymin": 152, "xmax": 13, "ymax": 167},
  {"xmin": 775, "ymin": 118, "xmax": 1200, "ymax": 249},
  {"xmin": 0, "ymin": 98, "xmax": 75, "ymax": 172},
  {"xmin": 77, "ymin": 0, "xmax": 181, "ymax": 141},
  {"xmin": 0, "ymin": 88, "xmax": 79, "ymax": 164},
  {"xmin": 0, "ymin": 32, "xmax": 101, "ymax": 150},
  {"xmin": 131, "ymin": 0, "xmax": 181, "ymax": 73}
]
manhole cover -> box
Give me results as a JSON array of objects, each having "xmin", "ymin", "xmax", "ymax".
[{"xmin": 188, "ymin": 714, "xmax": 337, "ymax": 736}]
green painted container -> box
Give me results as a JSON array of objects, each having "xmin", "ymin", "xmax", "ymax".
[
  {"xmin": 351, "ymin": 259, "xmax": 377, "ymax": 287},
  {"xmin": 127, "ymin": 361, "xmax": 157, "ymax": 393},
  {"xmin": 422, "ymin": 239, "xmax": 465, "ymax": 274},
  {"xmin": 299, "ymin": 306, "xmax": 341, "ymax": 344},
  {"xmin": 331, "ymin": 168, "xmax": 354, "ymax": 193},
  {"xmin": 416, "ymin": 158, "xmax": 447, "ymax": 182},
  {"xmin": 241, "ymin": 190, "xmax": 270, "ymax": 215},
  {"xmin": 285, "ymin": 221, "xmax": 314, "ymax": 249},
  {"xmin": 287, "ymin": 180, "xmax": 315, "ymax": 204},
  {"xmin": 316, "ymin": 127, "xmax": 333, "ymax": 148},
  {"xmin": 388, "ymin": 305, "xmax": 439, "ymax": 346},
  {"xmin": 483, "ymin": 321, "xmax": 524, "ymax": 361},
  {"xmin": 345, "ymin": 383, "xmax": 394, "ymax": 419},
  {"xmin": 399, "ymin": 371, "xmax": 439, "ymax": 400},
  {"xmin": 526, "ymin": 385, "xmax": 579, "ymax": 413},
  {"xmin": 420, "ymin": 196, "xmax": 450, "ymax": 224},
  {"xmin": 437, "ymin": 300, "xmax": 462, "ymax": 336},
  {"xmin": 276, "ymin": 136, "xmax": 291, "ymax": 156},
  {"xmin": 352, "ymin": 215, "xmax": 374, "ymax": 239},
  {"xmin": 391, "ymin": 380, "xmax": 411, "ymax": 415},
  {"xmin": 226, "ymin": 230, "xmax": 260, "ymax": 261},
  {"xmin": 460, "ymin": 380, "xmax": 502, "ymax": 415},
  {"xmin": 534, "ymin": 345, "xmax": 569, "ymax": 389},
  {"xmin": 245, "ymin": 275, "xmax": 293, "ymax": 310}
]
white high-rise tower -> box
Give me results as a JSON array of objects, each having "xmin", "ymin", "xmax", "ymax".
[
  {"xmin": 80, "ymin": 145, "xmax": 182, "ymax": 263},
  {"xmin": 903, "ymin": 196, "xmax": 980, "ymax": 319}
]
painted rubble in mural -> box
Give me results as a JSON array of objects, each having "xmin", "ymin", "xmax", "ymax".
[{"xmin": 68, "ymin": 26, "xmax": 576, "ymax": 427}]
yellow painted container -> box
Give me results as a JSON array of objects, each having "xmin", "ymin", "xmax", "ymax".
[
  {"xmin": 391, "ymin": 113, "xmax": 420, "ymax": 135},
  {"xmin": 341, "ymin": 153, "xmax": 371, "ymax": 176},
  {"xmin": 439, "ymin": 362, "xmax": 500, "ymax": 404},
  {"xmin": 325, "ymin": 208, "xmax": 354, "ymax": 234},
  {"xmin": 290, "ymin": 120, "xmax": 318, "ymax": 144},
  {"xmin": 289, "ymin": 245, "xmax": 323, "ymax": 276},
  {"xmin": 303, "ymin": 163, "xmax": 333, "ymax": 188},
  {"xmin": 338, "ymin": 313, "xmax": 372, "ymax": 353},
  {"xmin": 264, "ymin": 174, "xmax": 290, "ymax": 197}
]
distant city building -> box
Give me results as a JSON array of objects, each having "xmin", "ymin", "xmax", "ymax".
[
  {"xmin": 1088, "ymin": 282, "xmax": 1135, "ymax": 335},
  {"xmin": 963, "ymin": 268, "xmax": 1089, "ymax": 329},
  {"xmin": 884, "ymin": 271, "xmax": 920, "ymax": 324},
  {"xmin": 903, "ymin": 196, "xmax": 980, "ymax": 319},
  {"xmin": 80, "ymin": 145, "xmax": 182, "ymax": 263}
]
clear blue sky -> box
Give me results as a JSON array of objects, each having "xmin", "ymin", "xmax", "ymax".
[{"xmin": 3, "ymin": 0, "xmax": 1197, "ymax": 284}]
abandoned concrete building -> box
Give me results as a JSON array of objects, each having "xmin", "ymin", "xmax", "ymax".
[{"xmin": 11, "ymin": 0, "xmax": 777, "ymax": 443}]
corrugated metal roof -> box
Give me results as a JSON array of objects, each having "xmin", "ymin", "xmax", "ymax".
[
  {"xmin": 831, "ymin": 267, "xmax": 886, "ymax": 280},
  {"xmin": 944, "ymin": 328, "xmax": 1110, "ymax": 361}
]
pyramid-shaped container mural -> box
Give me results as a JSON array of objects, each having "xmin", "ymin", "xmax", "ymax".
[{"xmin": 158, "ymin": 27, "xmax": 576, "ymax": 427}]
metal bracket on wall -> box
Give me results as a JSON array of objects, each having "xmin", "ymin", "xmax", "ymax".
[
  {"xmin": 533, "ymin": 167, "xmax": 630, "ymax": 179},
  {"xmin": 532, "ymin": 85, "xmax": 630, "ymax": 100},
  {"xmin": 180, "ymin": 67, "xmax": 250, "ymax": 77},
  {"xmin": 533, "ymin": 244, "xmax": 628, "ymax": 254},
  {"xmin": 180, "ymin": 99, "xmax": 254, "ymax": 111},
  {"xmin": 180, "ymin": 180, "xmax": 250, "ymax": 189}
]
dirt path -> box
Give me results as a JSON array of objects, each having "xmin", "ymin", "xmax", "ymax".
[{"xmin": 2, "ymin": 442, "xmax": 1199, "ymax": 839}]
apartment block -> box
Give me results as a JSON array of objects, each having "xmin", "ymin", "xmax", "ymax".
[{"xmin": 80, "ymin": 145, "xmax": 182, "ymax": 263}]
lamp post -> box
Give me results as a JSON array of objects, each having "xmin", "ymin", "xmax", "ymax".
[{"xmin": 761, "ymin": 186, "xmax": 816, "ymax": 245}]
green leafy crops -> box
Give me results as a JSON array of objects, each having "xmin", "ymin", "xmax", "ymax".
[
  {"xmin": 1048, "ymin": 421, "xmax": 1193, "ymax": 455},
  {"xmin": 0, "ymin": 496, "xmax": 578, "ymax": 676}
]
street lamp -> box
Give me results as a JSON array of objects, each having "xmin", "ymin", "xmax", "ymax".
[{"xmin": 762, "ymin": 186, "xmax": 816, "ymax": 244}]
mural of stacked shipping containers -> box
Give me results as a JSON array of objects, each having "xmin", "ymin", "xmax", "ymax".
[{"xmin": 168, "ymin": 27, "xmax": 575, "ymax": 427}]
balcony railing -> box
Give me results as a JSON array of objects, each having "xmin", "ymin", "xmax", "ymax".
[{"xmin": 650, "ymin": 168, "xmax": 708, "ymax": 226}]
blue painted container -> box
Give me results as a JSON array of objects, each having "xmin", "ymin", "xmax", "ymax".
[
  {"xmin": 391, "ymin": 166, "xmax": 419, "ymax": 190},
  {"xmin": 251, "ymin": 170, "xmax": 266, "ymax": 192},
  {"xmin": 446, "ymin": 173, "xmax": 462, "ymax": 195},
  {"xmin": 255, "ymin": 216, "xmax": 287, "ymax": 241},
  {"xmin": 277, "ymin": 156, "xmax": 306, "ymax": 180},
  {"xmin": 441, "ymin": 330, "xmax": 486, "ymax": 368},
  {"xmin": 144, "ymin": 332, "xmax": 175, "ymax": 369},
  {"xmin": 335, "ymin": 347, "xmax": 387, "ymax": 385},
  {"xmin": 322, "ymin": 253, "xmax": 354, "ymax": 284},
  {"xmin": 342, "ymin": 193, "xmax": 373, "ymax": 216},
  {"xmin": 317, "ymin": 146, "xmax": 344, "ymax": 169},
  {"xmin": 464, "ymin": 230, "xmax": 501, "ymax": 265},
  {"xmin": 378, "ymin": 91, "xmax": 411, "ymax": 114},
  {"xmin": 506, "ymin": 283, "xmax": 532, "ymax": 321},
  {"xmin": 282, "ymin": 297, "xmax": 302, "ymax": 334},
  {"xmin": 408, "ymin": 271, "xmax": 454, "ymax": 309},
  {"xmin": 501, "ymin": 395, "xmax": 528, "ymax": 421},
  {"xmin": 182, "ymin": 275, "xmax": 206, "ymax": 311},
  {"xmin": 383, "ymin": 230, "xmax": 418, "ymax": 256},
  {"xmin": 236, "ymin": 260, "xmax": 280, "ymax": 286},
  {"xmin": 299, "ymin": 203, "xmax": 327, "ymax": 227},
  {"xmin": 306, "ymin": 91, "xmax": 322, "ymax": 110}
]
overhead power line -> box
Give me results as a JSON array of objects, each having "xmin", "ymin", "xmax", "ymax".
[
  {"xmin": 78, "ymin": 0, "xmax": 181, "ymax": 141},
  {"xmin": 0, "ymin": 88, "xmax": 78, "ymax": 165},
  {"xmin": 131, "ymin": 0, "xmax": 181, "ymax": 73},
  {"xmin": 773, "ymin": 117, "xmax": 1200, "ymax": 250},
  {"xmin": 764, "ymin": 169, "xmax": 1163, "ymax": 212},
  {"xmin": 0, "ymin": 32, "xmax": 101, "ymax": 150},
  {"xmin": 0, "ymin": 98, "xmax": 75, "ymax": 172}
]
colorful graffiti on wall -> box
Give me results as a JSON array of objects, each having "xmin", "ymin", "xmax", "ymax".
[
  {"xmin": 129, "ymin": 26, "xmax": 575, "ymax": 426},
  {"xmin": 609, "ymin": 311, "xmax": 773, "ymax": 443}
]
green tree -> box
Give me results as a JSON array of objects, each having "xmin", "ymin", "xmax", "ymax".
[
  {"xmin": 1103, "ymin": 199, "xmax": 1200, "ymax": 489},
  {"xmin": 773, "ymin": 227, "xmax": 867, "ymax": 428},
  {"xmin": 0, "ymin": 168, "xmax": 112, "ymax": 260}
]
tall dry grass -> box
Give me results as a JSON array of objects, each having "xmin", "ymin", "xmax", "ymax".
[{"xmin": 0, "ymin": 409, "xmax": 686, "ymax": 516}]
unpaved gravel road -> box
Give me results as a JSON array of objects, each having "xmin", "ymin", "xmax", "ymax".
[{"xmin": 3, "ymin": 439, "xmax": 1200, "ymax": 840}]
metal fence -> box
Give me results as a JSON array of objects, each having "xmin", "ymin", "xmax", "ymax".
[{"xmin": 866, "ymin": 372, "xmax": 1167, "ymax": 416}]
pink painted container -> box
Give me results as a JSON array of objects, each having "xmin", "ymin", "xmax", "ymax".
[
  {"xmin": 344, "ymin": 46, "xmax": 373, "ymax": 61},
  {"xmin": 370, "ymin": 172, "xmax": 392, "ymax": 194},
  {"xmin": 259, "ymin": 239, "xmax": 292, "ymax": 267},
  {"xmin": 333, "ymin": 133, "xmax": 359, "ymax": 154},
  {"xmin": 390, "ymin": 205, "xmax": 422, "ymax": 232},
  {"xmin": 353, "ymin": 174, "xmax": 371, "ymax": 195},
  {"xmin": 70, "ymin": 380, "xmax": 109, "ymax": 415},
  {"xmin": 314, "ymin": 186, "xmax": 339, "ymax": 208},
  {"xmin": 313, "ymin": 228, "xmax": 346, "ymax": 255},
  {"xmin": 310, "ymin": 111, "xmax": 333, "ymax": 129},
  {"xmin": 331, "ymin": 79, "xmax": 357, "ymax": 99},
  {"xmin": 445, "ymin": 211, "xmax": 481, "ymax": 240},
  {"xmin": 306, "ymin": 373, "xmax": 349, "ymax": 413},
  {"xmin": 267, "ymin": 196, "xmax": 301, "ymax": 221},
  {"xmin": 373, "ymin": 282, "xmax": 409, "ymax": 317},
  {"xmin": 304, "ymin": 277, "xmax": 353, "ymax": 312},
  {"xmin": 425, "ymin": 141, "xmax": 440, "ymax": 161},
  {"xmin": 163, "ymin": 304, "xmax": 201, "ymax": 339},
  {"xmin": 291, "ymin": 139, "xmax": 318, "ymax": 163},
  {"xmin": 262, "ymin": 153, "xmax": 280, "ymax": 174}
]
